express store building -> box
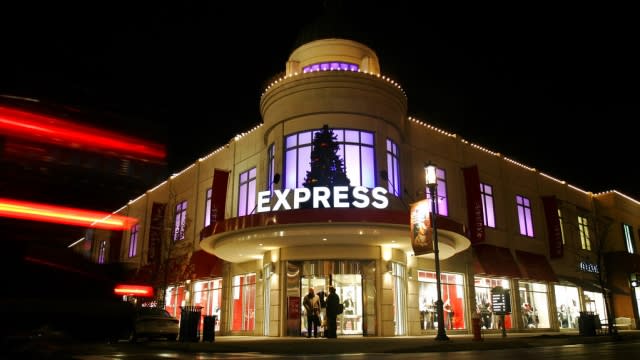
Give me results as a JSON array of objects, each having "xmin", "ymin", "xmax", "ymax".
[{"xmin": 90, "ymin": 35, "xmax": 640, "ymax": 337}]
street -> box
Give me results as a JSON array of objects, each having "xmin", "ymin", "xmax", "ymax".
[{"xmin": 7, "ymin": 338, "xmax": 640, "ymax": 359}]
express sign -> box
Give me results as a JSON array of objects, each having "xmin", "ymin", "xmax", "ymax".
[{"xmin": 256, "ymin": 186, "xmax": 389, "ymax": 213}]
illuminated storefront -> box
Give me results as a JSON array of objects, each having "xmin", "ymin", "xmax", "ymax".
[
  {"xmin": 105, "ymin": 30, "xmax": 640, "ymax": 338},
  {"xmin": 517, "ymin": 281, "xmax": 550, "ymax": 328},
  {"xmin": 193, "ymin": 278, "xmax": 223, "ymax": 332},
  {"xmin": 165, "ymin": 285, "xmax": 186, "ymax": 319},
  {"xmin": 554, "ymin": 284, "xmax": 581, "ymax": 329},
  {"xmin": 417, "ymin": 270, "xmax": 466, "ymax": 330},
  {"xmin": 475, "ymin": 277, "xmax": 513, "ymax": 330}
]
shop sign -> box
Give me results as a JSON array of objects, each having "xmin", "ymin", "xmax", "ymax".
[
  {"xmin": 490, "ymin": 286, "xmax": 511, "ymax": 315},
  {"xmin": 579, "ymin": 261, "xmax": 599, "ymax": 273},
  {"xmin": 256, "ymin": 186, "xmax": 389, "ymax": 213}
]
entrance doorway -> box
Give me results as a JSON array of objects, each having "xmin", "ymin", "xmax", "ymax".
[{"xmin": 300, "ymin": 274, "xmax": 363, "ymax": 336}]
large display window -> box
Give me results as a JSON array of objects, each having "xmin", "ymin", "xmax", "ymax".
[
  {"xmin": 517, "ymin": 281, "xmax": 550, "ymax": 328},
  {"xmin": 554, "ymin": 284, "xmax": 580, "ymax": 329},
  {"xmin": 474, "ymin": 277, "xmax": 512, "ymax": 330},
  {"xmin": 636, "ymin": 287, "xmax": 640, "ymax": 320},
  {"xmin": 418, "ymin": 270, "xmax": 466, "ymax": 330},
  {"xmin": 193, "ymin": 278, "xmax": 223, "ymax": 332},
  {"xmin": 583, "ymin": 290, "xmax": 607, "ymax": 324},
  {"xmin": 231, "ymin": 273, "xmax": 256, "ymax": 331},
  {"xmin": 165, "ymin": 285, "xmax": 186, "ymax": 319}
]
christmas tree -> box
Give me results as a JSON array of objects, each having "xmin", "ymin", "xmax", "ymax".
[{"xmin": 303, "ymin": 125, "xmax": 352, "ymax": 207}]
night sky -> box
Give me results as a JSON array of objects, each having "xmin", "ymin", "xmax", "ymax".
[{"xmin": 2, "ymin": 2, "xmax": 637, "ymax": 199}]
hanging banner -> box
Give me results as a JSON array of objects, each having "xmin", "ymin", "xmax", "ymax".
[
  {"xmin": 462, "ymin": 165, "xmax": 485, "ymax": 244},
  {"xmin": 200, "ymin": 169, "xmax": 230, "ymax": 240},
  {"xmin": 147, "ymin": 202, "xmax": 166, "ymax": 263},
  {"xmin": 410, "ymin": 199, "xmax": 434, "ymax": 256},
  {"xmin": 541, "ymin": 195, "xmax": 563, "ymax": 258}
]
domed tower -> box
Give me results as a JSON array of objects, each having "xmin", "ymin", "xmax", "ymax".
[
  {"xmin": 260, "ymin": 36, "xmax": 407, "ymax": 135},
  {"xmin": 260, "ymin": 9, "xmax": 408, "ymax": 197}
]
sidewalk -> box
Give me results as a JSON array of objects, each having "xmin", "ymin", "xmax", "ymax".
[{"xmin": 146, "ymin": 330, "xmax": 640, "ymax": 355}]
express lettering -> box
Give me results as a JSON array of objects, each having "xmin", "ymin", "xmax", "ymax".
[{"xmin": 256, "ymin": 186, "xmax": 389, "ymax": 213}]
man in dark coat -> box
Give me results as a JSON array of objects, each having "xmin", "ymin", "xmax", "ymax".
[{"xmin": 325, "ymin": 286, "xmax": 340, "ymax": 338}]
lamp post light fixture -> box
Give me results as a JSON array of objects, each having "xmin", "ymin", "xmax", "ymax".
[{"xmin": 425, "ymin": 161, "xmax": 449, "ymax": 341}]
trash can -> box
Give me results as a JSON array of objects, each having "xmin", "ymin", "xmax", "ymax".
[
  {"xmin": 578, "ymin": 311, "xmax": 596, "ymax": 336},
  {"xmin": 202, "ymin": 315, "xmax": 217, "ymax": 342},
  {"xmin": 179, "ymin": 306, "xmax": 203, "ymax": 342}
]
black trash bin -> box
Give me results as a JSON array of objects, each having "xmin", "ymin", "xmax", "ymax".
[
  {"xmin": 202, "ymin": 315, "xmax": 217, "ymax": 342},
  {"xmin": 179, "ymin": 306, "xmax": 203, "ymax": 342},
  {"xmin": 578, "ymin": 311, "xmax": 596, "ymax": 336}
]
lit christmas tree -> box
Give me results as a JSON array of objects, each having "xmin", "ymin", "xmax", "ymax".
[{"xmin": 303, "ymin": 124, "xmax": 351, "ymax": 208}]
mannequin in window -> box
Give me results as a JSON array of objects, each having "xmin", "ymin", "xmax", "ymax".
[
  {"xmin": 419, "ymin": 297, "xmax": 428, "ymax": 330},
  {"xmin": 444, "ymin": 298, "xmax": 455, "ymax": 330},
  {"xmin": 342, "ymin": 291, "xmax": 355, "ymax": 331}
]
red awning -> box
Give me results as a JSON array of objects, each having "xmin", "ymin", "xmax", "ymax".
[
  {"xmin": 187, "ymin": 250, "xmax": 224, "ymax": 280},
  {"xmin": 515, "ymin": 250, "xmax": 558, "ymax": 282},
  {"xmin": 473, "ymin": 244, "xmax": 522, "ymax": 278}
]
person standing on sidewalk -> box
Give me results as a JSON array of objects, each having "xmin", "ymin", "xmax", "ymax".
[
  {"xmin": 303, "ymin": 288, "xmax": 321, "ymax": 338},
  {"xmin": 326, "ymin": 286, "xmax": 340, "ymax": 338}
]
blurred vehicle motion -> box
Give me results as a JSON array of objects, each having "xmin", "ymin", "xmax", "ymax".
[
  {"xmin": 126, "ymin": 307, "xmax": 180, "ymax": 342},
  {"xmin": 2, "ymin": 241, "xmax": 135, "ymax": 343},
  {"xmin": 0, "ymin": 94, "xmax": 168, "ymax": 348}
]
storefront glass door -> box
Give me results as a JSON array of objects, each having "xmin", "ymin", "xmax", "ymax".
[{"xmin": 299, "ymin": 268, "xmax": 365, "ymax": 336}]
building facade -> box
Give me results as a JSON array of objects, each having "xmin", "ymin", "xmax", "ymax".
[{"xmin": 91, "ymin": 37, "xmax": 640, "ymax": 337}]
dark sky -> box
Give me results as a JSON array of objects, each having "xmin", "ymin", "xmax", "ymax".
[{"xmin": 1, "ymin": 2, "xmax": 638, "ymax": 199}]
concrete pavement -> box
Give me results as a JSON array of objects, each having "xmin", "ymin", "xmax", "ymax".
[{"xmin": 145, "ymin": 330, "xmax": 640, "ymax": 355}]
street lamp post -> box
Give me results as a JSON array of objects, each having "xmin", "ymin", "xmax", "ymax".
[{"xmin": 425, "ymin": 162, "xmax": 449, "ymax": 341}]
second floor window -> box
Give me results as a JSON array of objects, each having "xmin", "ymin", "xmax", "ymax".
[
  {"xmin": 386, "ymin": 139, "xmax": 400, "ymax": 196},
  {"xmin": 173, "ymin": 200, "xmax": 188, "ymax": 241},
  {"xmin": 623, "ymin": 223, "xmax": 635, "ymax": 254},
  {"xmin": 98, "ymin": 240, "xmax": 107, "ymax": 264},
  {"xmin": 480, "ymin": 183, "xmax": 495, "ymax": 228},
  {"xmin": 578, "ymin": 215, "xmax": 591, "ymax": 250},
  {"xmin": 284, "ymin": 129, "xmax": 375, "ymax": 189},
  {"xmin": 238, "ymin": 168, "xmax": 257, "ymax": 216},
  {"xmin": 204, "ymin": 188, "xmax": 212, "ymax": 227},
  {"xmin": 558, "ymin": 209, "xmax": 566, "ymax": 244},
  {"xmin": 267, "ymin": 143, "xmax": 276, "ymax": 195},
  {"xmin": 128, "ymin": 223, "xmax": 139, "ymax": 257},
  {"xmin": 425, "ymin": 168, "xmax": 448, "ymax": 216},
  {"xmin": 516, "ymin": 195, "xmax": 534, "ymax": 237}
]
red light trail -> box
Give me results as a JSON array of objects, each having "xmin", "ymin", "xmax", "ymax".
[
  {"xmin": 0, "ymin": 198, "xmax": 138, "ymax": 230},
  {"xmin": 0, "ymin": 105, "xmax": 166, "ymax": 160}
]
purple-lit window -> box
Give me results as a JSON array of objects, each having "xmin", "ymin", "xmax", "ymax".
[
  {"xmin": 173, "ymin": 200, "xmax": 188, "ymax": 241},
  {"xmin": 516, "ymin": 195, "xmax": 534, "ymax": 237},
  {"xmin": 238, "ymin": 168, "xmax": 257, "ymax": 216},
  {"xmin": 425, "ymin": 168, "xmax": 448, "ymax": 216},
  {"xmin": 480, "ymin": 183, "xmax": 495, "ymax": 228},
  {"xmin": 284, "ymin": 129, "xmax": 375, "ymax": 189},
  {"xmin": 266, "ymin": 143, "xmax": 275, "ymax": 195},
  {"xmin": 302, "ymin": 62, "xmax": 359, "ymax": 73},
  {"xmin": 386, "ymin": 139, "xmax": 400, "ymax": 196},
  {"xmin": 98, "ymin": 240, "xmax": 107, "ymax": 264},
  {"xmin": 128, "ymin": 223, "xmax": 139, "ymax": 258},
  {"xmin": 204, "ymin": 188, "xmax": 212, "ymax": 227}
]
